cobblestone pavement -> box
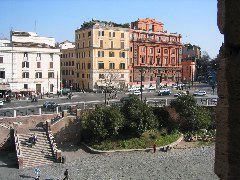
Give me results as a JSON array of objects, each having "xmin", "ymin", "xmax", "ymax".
[{"xmin": 0, "ymin": 146, "xmax": 218, "ymax": 180}]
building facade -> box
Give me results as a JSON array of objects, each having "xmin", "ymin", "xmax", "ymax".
[
  {"xmin": 60, "ymin": 41, "xmax": 78, "ymax": 90},
  {"xmin": 129, "ymin": 18, "xmax": 183, "ymax": 89},
  {"xmin": 75, "ymin": 20, "xmax": 129, "ymax": 91},
  {"xmin": 0, "ymin": 31, "xmax": 60, "ymax": 94},
  {"xmin": 182, "ymin": 43, "xmax": 201, "ymax": 59},
  {"xmin": 181, "ymin": 59, "xmax": 196, "ymax": 83}
]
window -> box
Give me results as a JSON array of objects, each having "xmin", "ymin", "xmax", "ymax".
[
  {"xmin": 109, "ymin": 51, "xmax": 115, "ymax": 57},
  {"xmin": 69, "ymin": 61, "xmax": 72, "ymax": 66},
  {"xmin": 109, "ymin": 62, "xmax": 115, "ymax": 69},
  {"xmin": 22, "ymin": 72, "xmax": 29, "ymax": 78},
  {"xmin": 150, "ymin": 48, "xmax": 153, "ymax": 54},
  {"xmin": 66, "ymin": 62, "xmax": 68, "ymax": 66},
  {"xmin": 35, "ymin": 72, "xmax": 42, "ymax": 78},
  {"xmin": 72, "ymin": 61, "xmax": 74, "ymax": 66},
  {"xmin": 0, "ymin": 71, "xmax": 5, "ymax": 78},
  {"xmin": 121, "ymin": 33, "xmax": 124, "ymax": 38},
  {"xmin": 110, "ymin": 41, "xmax": 114, "ymax": 48},
  {"xmin": 149, "ymin": 24, "xmax": 153, "ymax": 31},
  {"xmin": 88, "ymin": 63, "xmax": 91, "ymax": 69},
  {"xmin": 157, "ymin": 58, "xmax": 161, "ymax": 65},
  {"xmin": 150, "ymin": 56, "xmax": 153, "ymax": 65},
  {"xmin": 130, "ymin": 47, "xmax": 133, "ymax": 52},
  {"xmin": 22, "ymin": 61, "xmax": 29, "ymax": 68},
  {"xmin": 130, "ymin": 76, "xmax": 132, "ymax": 82},
  {"xmin": 88, "ymin": 40, "xmax": 91, "ymax": 47},
  {"xmin": 164, "ymin": 49, "xmax": 168, "ymax": 54},
  {"xmin": 72, "ymin": 70, "xmax": 74, "ymax": 75},
  {"xmin": 100, "ymin": 40, "xmax": 103, "ymax": 48},
  {"xmin": 82, "ymin": 74, "xmax": 85, "ymax": 78},
  {"xmin": 48, "ymin": 72, "xmax": 54, "ymax": 78},
  {"xmin": 99, "ymin": 74, "xmax": 104, "ymax": 79},
  {"xmin": 49, "ymin": 62, "xmax": 53, "ymax": 68},
  {"xmin": 158, "ymin": 36, "xmax": 161, "ymax": 41},
  {"xmin": 62, "ymin": 70, "xmax": 65, "ymax": 75},
  {"xmin": 119, "ymin": 63, "xmax": 125, "ymax": 69},
  {"xmin": 121, "ymin": 42, "xmax": 124, "ymax": 49},
  {"xmin": 98, "ymin": 30, "xmax": 104, "ymax": 36},
  {"xmin": 98, "ymin": 62, "xmax": 104, "ymax": 69},
  {"xmin": 24, "ymin": 84, "xmax": 28, "ymax": 89},
  {"xmin": 109, "ymin": 31, "xmax": 115, "ymax": 37},
  {"xmin": 119, "ymin": 52, "xmax": 125, "ymax": 58},
  {"xmin": 157, "ymin": 49, "xmax": 161, "ymax": 53},
  {"xmin": 172, "ymin": 49, "xmax": 175, "ymax": 54},
  {"xmin": 77, "ymin": 73, "xmax": 79, "ymax": 78},
  {"xmin": 142, "ymin": 47, "xmax": 145, "ymax": 52},
  {"xmin": 76, "ymin": 63, "xmax": 80, "ymax": 69},
  {"xmin": 121, "ymin": 74, "xmax": 124, "ymax": 78},
  {"xmin": 37, "ymin": 53, "xmax": 41, "ymax": 60},
  {"xmin": 141, "ymin": 56, "xmax": 145, "ymax": 64},
  {"xmin": 24, "ymin": 52, "xmax": 28, "ymax": 58},
  {"xmin": 88, "ymin": 31, "xmax": 91, "ymax": 37},
  {"xmin": 171, "ymin": 57, "xmax": 175, "ymax": 64},
  {"xmin": 37, "ymin": 62, "xmax": 41, "ymax": 68},
  {"xmin": 150, "ymin": 75, "xmax": 153, "ymax": 81},
  {"xmin": 98, "ymin": 51, "xmax": 104, "ymax": 57},
  {"xmin": 50, "ymin": 84, "xmax": 54, "ymax": 92},
  {"xmin": 82, "ymin": 63, "xmax": 85, "ymax": 69}
]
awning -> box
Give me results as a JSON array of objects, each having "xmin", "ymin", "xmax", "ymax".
[{"xmin": 0, "ymin": 84, "xmax": 11, "ymax": 91}]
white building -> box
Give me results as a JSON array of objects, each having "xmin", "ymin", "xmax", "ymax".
[{"xmin": 0, "ymin": 31, "xmax": 61, "ymax": 94}]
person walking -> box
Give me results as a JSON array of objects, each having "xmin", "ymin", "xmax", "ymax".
[
  {"xmin": 153, "ymin": 144, "xmax": 156, "ymax": 153},
  {"xmin": 63, "ymin": 169, "xmax": 69, "ymax": 180}
]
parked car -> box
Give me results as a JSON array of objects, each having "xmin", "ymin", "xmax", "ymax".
[
  {"xmin": 43, "ymin": 101, "xmax": 58, "ymax": 110},
  {"xmin": 0, "ymin": 100, "xmax": 3, "ymax": 108},
  {"xmin": 174, "ymin": 91, "xmax": 187, "ymax": 97},
  {"xmin": 128, "ymin": 87, "xmax": 140, "ymax": 92},
  {"xmin": 148, "ymin": 86, "xmax": 156, "ymax": 91},
  {"xmin": 132, "ymin": 90, "xmax": 141, "ymax": 95},
  {"xmin": 193, "ymin": 90, "xmax": 207, "ymax": 96},
  {"xmin": 158, "ymin": 88, "xmax": 171, "ymax": 96}
]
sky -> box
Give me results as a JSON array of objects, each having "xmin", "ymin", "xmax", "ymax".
[{"xmin": 0, "ymin": 0, "xmax": 223, "ymax": 58}]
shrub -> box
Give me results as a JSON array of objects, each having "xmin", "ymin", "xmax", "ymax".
[
  {"xmin": 170, "ymin": 95, "xmax": 212, "ymax": 132},
  {"xmin": 121, "ymin": 95, "xmax": 158, "ymax": 136},
  {"xmin": 81, "ymin": 106, "xmax": 125, "ymax": 142}
]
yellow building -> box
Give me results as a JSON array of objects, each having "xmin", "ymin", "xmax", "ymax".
[
  {"xmin": 60, "ymin": 41, "xmax": 79, "ymax": 90},
  {"xmin": 75, "ymin": 20, "xmax": 129, "ymax": 91}
]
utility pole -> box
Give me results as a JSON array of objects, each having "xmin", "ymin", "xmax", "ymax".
[{"xmin": 140, "ymin": 67, "xmax": 143, "ymax": 101}]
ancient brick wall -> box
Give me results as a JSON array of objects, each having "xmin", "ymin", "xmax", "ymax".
[{"xmin": 215, "ymin": 0, "xmax": 240, "ymax": 179}]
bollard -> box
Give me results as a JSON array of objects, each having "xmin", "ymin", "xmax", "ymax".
[
  {"xmin": 39, "ymin": 108, "xmax": 42, "ymax": 115},
  {"xmin": 56, "ymin": 106, "xmax": 59, "ymax": 114},
  {"xmin": 13, "ymin": 110, "xmax": 17, "ymax": 118},
  {"xmin": 165, "ymin": 99, "xmax": 168, "ymax": 106},
  {"xmin": 83, "ymin": 102, "xmax": 86, "ymax": 109},
  {"xmin": 206, "ymin": 99, "xmax": 209, "ymax": 106}
]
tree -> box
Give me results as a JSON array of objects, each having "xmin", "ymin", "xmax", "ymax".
[
  {"xmin": 81, "ymin": 106, "xmax": 125, "ymax": 142},
  {"xmin": 121, "ymin": 95, "xmax": 158, "ymax": 136},
  {"xmin": 170, "ymin": 95, "xmax": 211, "ymax": 132},
  {"xmin": 196, "ymin": 51, "xmax": 211, "ymax": 81}
]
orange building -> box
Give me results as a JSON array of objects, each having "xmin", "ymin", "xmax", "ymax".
[
  {"xmin": 129, "ymin": 18, "xmax": 182, "ymax": 89},
  {"xmin": 181, "ymin": 58, "xmax": 196, "ymax": 83}
]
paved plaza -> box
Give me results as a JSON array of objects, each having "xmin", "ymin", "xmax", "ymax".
[{"xmin": 0, "ymin": 146, "xmax": 218, "ymax": 180}]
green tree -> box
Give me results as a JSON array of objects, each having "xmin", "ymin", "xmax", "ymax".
[
  {"xmin": 121, "ymin": 95, "xmax": 158, "ymax": 136},
  {"xmin": 170, "ymin": 95, "xmax": 211, "ymax": 132},
  {"xmin": 81, "ymin": 106, "xmax": 125, "ymax": 142}
]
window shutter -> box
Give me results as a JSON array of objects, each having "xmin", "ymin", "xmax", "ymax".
[
  {"xmin": 102, "ymin": 51, "xmax": 104, "ymax": 57},
  {"xmin": 22, "ymin": 62, "xmax": 24, "ymax": 68},
  {"xmin": 27, "ymin": 62, "xmax": 29, "ymax": 68},
  {"xmin": 98, "ymin": 31, "xmax": 100, "ymax": 36},
  {"xmin": 109, "ymin": 32, "xmax": 111, "ymax": 37},
  {"xmin": 102, "ymin": 31, "xmax": 104, "ymax": 36},
  {"xmin": 113, "ymin": 32, "xmax": 115, "ymax": 37}
]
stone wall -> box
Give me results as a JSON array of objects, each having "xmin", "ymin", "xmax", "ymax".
[{"xmin": 215, "ymin": 0, "xmax": 240, "ymax": 179}]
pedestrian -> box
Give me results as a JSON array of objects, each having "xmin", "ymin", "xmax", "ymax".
[
  {"xmin": 63, "ymin": 169, "xmax": 69, "ymax": 180},
  {"xmin": 153, "ymin": 144, "xmax": 156, "ymax": 153}
]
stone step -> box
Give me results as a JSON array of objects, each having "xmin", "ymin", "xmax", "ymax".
[{"xmin": 23, "ymin": 161, "xmax": 54, "ymax": 168}]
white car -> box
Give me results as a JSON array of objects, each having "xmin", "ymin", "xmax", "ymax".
[
  {"xmin": 148, "ymin": 86, "xmax": 156, "ymax": 91},
  {"xmin": 132, "ymin": 90, "xmax": 141, "ymax": 95},
  {"xmin": 128, "ymin": 87, "xmax": 140, "ymax": 92},
  {"xmin": 193, "ymin": 91, "xmax": 207, "ymax": 96},
  {"xmin": 0, "ymin": 100, "xmax": 3, "ymax": 108}
]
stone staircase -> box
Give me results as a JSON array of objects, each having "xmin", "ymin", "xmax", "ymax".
[{"xmin": 17, "ymin": 129, "xmax": 55, "ymax": 168}]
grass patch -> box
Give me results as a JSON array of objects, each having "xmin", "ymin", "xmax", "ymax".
[{"xmin": 89, "ymin": 130, "xmax": 181, "ymax": 151}]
